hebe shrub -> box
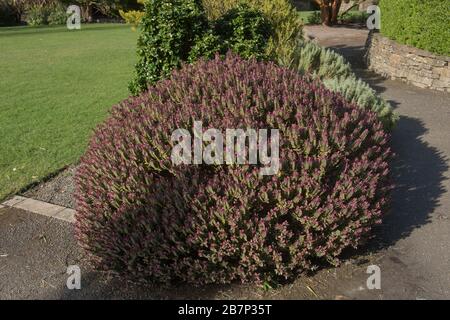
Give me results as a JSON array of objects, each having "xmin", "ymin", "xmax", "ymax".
[
  {"xmin": 75, "ymin": 53, "xmax": 392, "ymax": 284},
  {"xmin": 379, "ymin": 0, "xmax": 450, "ymax": 56},
  {"xmin": 128, "ymin": 0, "xmax": 208, "ymax": 95}
]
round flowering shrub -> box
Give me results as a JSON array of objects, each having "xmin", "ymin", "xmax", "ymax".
[{"xmin": 75, "ymin": 53, "xmax": 392, "ymax": 285}]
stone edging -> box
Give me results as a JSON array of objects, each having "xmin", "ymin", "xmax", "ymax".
[
  {"xmin": 365, "ymin": 32, "xmax": 450, "ymax": 92},
  {"xmin": 1, "ymin": 196, "xmax": 75, "ymax": 223}
]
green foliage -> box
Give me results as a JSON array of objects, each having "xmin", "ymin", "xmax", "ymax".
[
  {"xmin": 213, "ymin": 4, "xmax": 272, "ymax": 60},
  {"xmin": 25, "ymin": 4, "xmax": 50, "ymax": 26},
  {"xmin": 24, "ymin": 1, "xmax": 68, "ymax": 26},
  {"xmin": 201, "ymin": 0, "xmax": 303, "ymax": 60},
  {"xmin": 283, "ymin": 41, "xmax": 353, "ymax": 80},
  {"xmin": 130, "ymin": 1, "xmax": 271, "ymax": 94},
  {"xmin": 275, "ymin": 40, "xmax": 396, "ymax": 129},
  {"xmin": 60, "ymin": 0, "xmax": 122, "ymax": 18},
  {"xmin": 188, "ymin": 4, "xmax": 271, "ymax": 62},
  {"xmin": 48, "ymin": 3, "xmax": 68, "ymax": 25},
  {"xmin": 305, "ymin": 11, "xmax": 321, "ymax": 25},
  {"xmin": 188, "ymin": 30, "xmax": 225, "ymax": 62},
  {"xmin": 129, "ymin": 0, "xmax": 208, "ymax": 95},
  {"xmin": 339, "ymin": 11, "xmax": 368, "ymax": 24},
  {"xmin": 379, "ymin": 0, "xmax": 450, "ymax": 56}
]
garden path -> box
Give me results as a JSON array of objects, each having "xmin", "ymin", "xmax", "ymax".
[{"xmin": 304, "ymin": 25, "xmax": 450, "ymax": 299}]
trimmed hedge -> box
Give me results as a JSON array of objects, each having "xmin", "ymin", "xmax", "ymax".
[
  {"xmin": 75, "ymin": 53, "xmax": 392, "ymax": 285},
  {"xmin": 379, "ymin": 0, "xmax": 450, "ymax": 56}
]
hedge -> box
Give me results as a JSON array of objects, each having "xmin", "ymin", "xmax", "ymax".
[{"xmin": 379, "ymin": 0, "xmax": 450, "ymax": 56}]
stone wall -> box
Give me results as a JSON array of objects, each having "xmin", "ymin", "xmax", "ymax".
[{"xmin": 365, "ymin": 32, "xmax": 450, "ymax": 92}]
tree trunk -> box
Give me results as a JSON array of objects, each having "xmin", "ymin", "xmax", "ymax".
[
  {"xmin": 81, "ymin": 5, "xmax": 93, "ymax": 23},
  {"xmin": 331, "ymin": 0, "xmax": 342, "ymax": 25},
  {"xmin": 315, "ymin": 0, "xmax": 331, "ymax": 26},
  {"xmin": 315, "ymin": 0, "xmax": 344, "ymax": 26}
]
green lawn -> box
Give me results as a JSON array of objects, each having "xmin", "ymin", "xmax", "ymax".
[
  {"xmin": 298, "ymin": 11, "xmax": 318, "ymax": 24},
  {"xmin": 0, "ymin": 24, "xmax": 138, "ymax": 200}
]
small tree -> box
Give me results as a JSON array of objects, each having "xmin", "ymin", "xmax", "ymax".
[{"xmin": 313, "ymin": 0, "xmax": 364, "ymax": 26}]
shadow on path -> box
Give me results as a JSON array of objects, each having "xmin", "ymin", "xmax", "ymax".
[{"xmin": 375, "ymin": 116, "xmax": 449, "ymax": 249}]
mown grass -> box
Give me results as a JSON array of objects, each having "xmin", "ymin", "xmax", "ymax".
[
  {"xmin": 0, "ymin": 24, "xmax": 138, "ymax": 200},
  {"xmin": 297, "ymin": 10, "xmax": 318, "ymax": 24}
]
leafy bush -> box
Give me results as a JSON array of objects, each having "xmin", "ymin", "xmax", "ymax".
[
  {"xmin": 275, "ymin": 40, "xmax": 397, "ymax": 129},
  {"xmin": 379, "ymin": 0, "xmax": 450, "ymax": 56},
  {"xmin": 192, "ymin": 4, "xmax": 271, "ymax": 61},
  {"xmin": 119, "ymin": 9, "xmax": 145, "ymax": 30},
  {"xmin": 305, "ymin": 11, "xmax": 321, "ymax": 25},
  {"xmin": 25, "ymin": 4, "xmax": 50, "ymax": 26},
  {"xmin": 323, "ymin": 76, "xmax": 397, "ymax": 129},
  {"xmin": 130, "ymin": 1, "xmax": 271, "ymax": 94},
  {"xmin": 188, "ymin": 30, "xmax": 225, "ymax": 63},
  {"xmin": 128, "ymin": 0, "xmax": 208, "ymax": 95},
  {"xmin": 75, "ymin": 53, "xmax": 392, "ymax": 285},
  {"xmin": 202, "ymin": 0, "xmax": 303, "ymax": 60},
  {"xmin": 215, "ymin": 4, "xmax": 271, "ymax": 60},
  {"xmin": 339, "ymin": 11, "xmax": 368, "ymax": 24},
  {"xmin": 188, "ymin": 4, "xmax": 271, "ymax": 62},
  {"xmin": 48, "ymin": 3, "xmax": 68, "ymax": 25}
]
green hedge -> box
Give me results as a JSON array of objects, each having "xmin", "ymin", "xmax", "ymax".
[{"xmin": 379, "ymin": 0, "xmax": 450, "ymax": 56}]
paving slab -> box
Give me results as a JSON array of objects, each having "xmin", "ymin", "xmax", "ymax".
[
  {"xmin": 13, "ymin": 198, "xmax": 65, "ymax": 218},
  {"xmin": 2, "ymin": 195, "xmax": 27, "ymax": 207},
  {"xmin": 54, "ymin": 208, "xmax": 76, "ymax": 223}
]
